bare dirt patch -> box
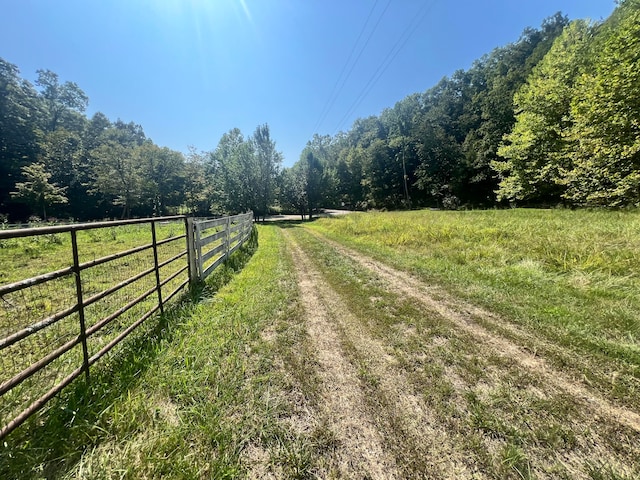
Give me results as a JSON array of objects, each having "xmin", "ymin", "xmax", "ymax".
[{"xmin": 283, "ymin": 230, "xmax": 400, "ymax": 479}]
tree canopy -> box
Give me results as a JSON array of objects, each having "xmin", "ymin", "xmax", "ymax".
[
  {"xmin": 495, "ymin": 0, "xmax": 640, "ymax": 207},
  {"xmin": 280, "ymin": 3, "xmax": 640, "ymax": 211},
  {"xmin": 0, "ymin": 59, "xmax": 282, "ymax": 221},
  {"xmin": 2, "ymin": 1, "xmax": 639, "ymax": 221}
]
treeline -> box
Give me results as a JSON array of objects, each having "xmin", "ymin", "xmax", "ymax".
[
  {"xmin": 0, "ymin": 59, "xmax": 282, "ymax": 221},
  {"xmin": 0, "ymin": 61, "xmax": 193, "ymax": 221},
  {"xmin": 284, "ymin": 0, "xmax": 640, "ymax": 210},
  {"xmin": 2, "ymin": 1, "xmax": 638, "ymax": 221}
]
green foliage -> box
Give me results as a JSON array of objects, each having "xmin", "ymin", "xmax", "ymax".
[
  {"xmin": 35, "ymin": 69, "xmax": 88, "ymax": 133},
  {"xmin": 2, "ymin": 1, "xmax": 640, "ymax": 218},
  {"xmin": 280, "ymin": 162, "xmax": 308, "ymax": 219},
  {"xmin": 305, "ymin": 148, "xmax": 325, "ymax": 217},
  {"xmin": 90, "ymin": 140, "xmax": 140, "ymax": 218},
  {"xmin": 278, "ymin": 4, "xmax": 638, "ymax": 210},
  {"xmin": 496, "ymin": 1, "xmax": 640, "ymax": 207},
  {"xmin": 209, "ymin": 128, "xmax": 257, "ymax": 214},
  {"xmin": 209, "ymin": 125, "xmax": 282, "ymax": 217},
  {"xmin": 182, "ymin": 147, "xmax": 212, "ymax": 216},
  {"xmin": 566, "ymin": 0, "xmax": 640, "ymax": 206},
  {"xmin": 0, "ymin": 59, "xmax": 42, "ymax": 216},
  {"xmin": 0, "ymin": 59, "xmax": 199, "ymax": 221},
  {"xmin": 277, "ymin": 14, "xmax": 569, "ymax": 211},
  {"xmin": 252, "ymin": 123, "xmax": 283, "ymax": 220},
  {"xmin": 496, "ymin": 20, "xmax": 593, "ymax": 204},
  {"xmin": 135, "ymin": 143, "xmax": 186, "ymax": 216},
  {"xmin": 280, "ymin": 134, "xmax": 339, "ymax": 218},
  {"xmin": 10, "ymin": 162, "xmax": 68, "ymax": 220}
]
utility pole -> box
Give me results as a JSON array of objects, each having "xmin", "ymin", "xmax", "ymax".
[{"xmin": 402, "ymin": 141, "xmax": 411, "ymax": 207}]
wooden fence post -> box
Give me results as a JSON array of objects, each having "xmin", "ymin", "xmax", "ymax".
[
  {"xmin": 195, "ymin": 221, "xmax": 203, "ymax": 280},
  {"xmin": 225, "ymin": 215, "xmax": 231, "ymax": 261},
  {"xmin": 242, "ymin": 214, "xmax": 246, "ymax": 244}
]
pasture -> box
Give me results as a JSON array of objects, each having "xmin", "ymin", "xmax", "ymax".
[
  {"xmin": 1, "ymin": 209, "xmax": 639, "ymax": 479},
  {"xmin": 308, "ymin": 209, "xmax": 640, "ymax": 409},
  {"xmin": 0, "ymin": 220, "xmax": 190, "ymax": 442}
]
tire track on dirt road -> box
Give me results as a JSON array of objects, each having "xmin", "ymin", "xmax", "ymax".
[
  {"xmin": 310, "ymin": 231, "xmax": 640, "ymax": 435},
  {"xmin": 282, "ymin": 229, "xmax": 400, "ymax": 479},
  {"xmin": 284, "ymin": 229, "xmax": 483, "ymax": 479}
]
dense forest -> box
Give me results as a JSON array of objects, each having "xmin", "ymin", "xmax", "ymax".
[{"xmin": 1, "ymin": 0, "xmax": 639, "ymax": 222}]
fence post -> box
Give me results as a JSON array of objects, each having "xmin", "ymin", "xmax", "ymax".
[
  {"xmin": 225, "ymin": 215, "xmax": 231, "ymax": 261},
  {"xmin": 242, "ymin": 214, "xmax": 246, "ymax": 243},
  {"xmin": 150, "ymin": 220, "xmax": 164, "ymax": 315},
  {"xmin": 195, "ymin": 221, "xmax": 203, "ymax": 280},
  {"xmin": 185, "ymin": 216, "xmax": 197, "ymax": 287},
  {"xmin": 70, "ymin": 229, "xmax": 91, "ymax": 382}
]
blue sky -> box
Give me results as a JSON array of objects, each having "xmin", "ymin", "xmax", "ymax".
[{"xmin": 1, "ymin": 0, "xmax": 616, "ymax": 167}]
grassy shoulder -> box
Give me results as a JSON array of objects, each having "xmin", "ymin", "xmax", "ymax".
[
  {"xmin": 1, "ymin": 225, "xmax": 317, "ymax": 479},
  {"xmin": 306, "ymin": 209, "xmax": 640, "ymax": 408}
]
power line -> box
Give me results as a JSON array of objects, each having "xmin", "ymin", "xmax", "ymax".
[
  {"xmin": 310, "ymin": 0, "xmax": 391, "ymax": 138},
  {"xmin": 334, "ymin": 1, "xmax": 437, "ymax": 134},
  {"xmin": 310, "ymin": 0, "xmax": 379, "ymax": 136},
  {"xmin": 334, "ymin": 1, "xmax": 434, "ymax": 133}
]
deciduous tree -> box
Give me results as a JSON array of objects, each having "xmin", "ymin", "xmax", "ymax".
[
  {"xmin": 35, "ymin": 69, "xmax": 88, "ymax": 132},
  {"xmin": 566, "ymin": 0, "xmax": 640, "ymax": 206},
  {"xmin": 251, "ymin": 124, "xmax": 282, "ymax": 220},
  {"xmin": 11, "ymin": 162, "xmax": 67, "ymax": 220},
  {"xmin": 495, "ymin": 20, "xmax": 592, "ymax": 204}
]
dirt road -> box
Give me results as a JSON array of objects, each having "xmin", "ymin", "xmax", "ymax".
[
  {"xmin": 280, "ymin": 226, "xmax": 640, "ymax": 479},
  {"xmin": 263, "ymin": 209, "xmax": 354, "ymax": 222}
]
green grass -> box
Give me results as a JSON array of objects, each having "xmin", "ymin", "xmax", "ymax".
[
  {"xmin": 1, "ymin": 224, "xmax": 326, "ymax": 479},
  {"xmin": 4, "ymin": 210, "xmax": 640, "ymax": 478},
  {"xmin": 286, "ymin": 223, "xmax": 639, "ymax": 479},
  {"xmin": 0, "ymin": 221, "xmax": 190, "ymax": 431},
  {"xmin": 307, "ymin": 209, "xmax": 640, "ymax": 408}
]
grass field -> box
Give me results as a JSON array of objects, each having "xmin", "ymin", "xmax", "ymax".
[
  {"xmin": 1, "ymin": 209, "xmax": 639, "ymax": 479},
  {"xmin": 0, "ymin": 220, "xmax": 190, "ymax": 440},
  {"xmin": 0, "ymin": 221, "xmax": 186, "ymax": 284},
  {"xmin": 1, "ymin": 226, "xmax": 327, "ymax": 479},
  {"xmin": 309, "ymin": 209, "xmax": 640, "ymax": 407}
]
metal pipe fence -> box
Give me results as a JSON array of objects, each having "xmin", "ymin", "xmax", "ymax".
[{"xmin": 0, "ymin": 212, "xmax": 253, "ymax": 439}]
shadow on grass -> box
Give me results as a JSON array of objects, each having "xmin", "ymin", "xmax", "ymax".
[
  {"xmin": 0, "ymin": 227, "xmax": 259, "ymax": 479},
  {"xmin": 267, "ymin": 218, "xmax": 320, "ymax": 229}
]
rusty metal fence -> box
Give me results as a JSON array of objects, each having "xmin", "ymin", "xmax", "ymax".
[{"xmin": 0, "ymin": 212, "xmax": 253, "ymax": 439}]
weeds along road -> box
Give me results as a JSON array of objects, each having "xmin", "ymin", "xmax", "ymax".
[
  {"xmin": 280, "ymin": 225, "xmax": 640, "ymax": 479},
  {"xmin": 4, "ymin": 222, "xmax": 639, "ymax": 479}
]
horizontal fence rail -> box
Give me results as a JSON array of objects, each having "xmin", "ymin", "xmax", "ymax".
[
  {"xmin": 193, "ymin": 212, "xmax": 254, "ymax": 281},
  {"xmin": 0, "ymin": 212, "xmax": 253, "ymax": 440}
]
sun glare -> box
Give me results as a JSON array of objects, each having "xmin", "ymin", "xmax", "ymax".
[
  {"xmin": 238, "ymin": 0, "xmax": 253, "ymax": 23},
  {"xmin": 148, "ymin": 0, "xmax": 253, "ymax": 25}
]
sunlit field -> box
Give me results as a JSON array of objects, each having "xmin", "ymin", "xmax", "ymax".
[
  {"xmin": 3, "ymin": 214, "xmax": 640, "ymax": 479},
  {"xmin": 309, "ymin": 209, "xmax": 640, "ymax": 407}
]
